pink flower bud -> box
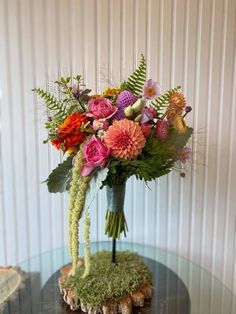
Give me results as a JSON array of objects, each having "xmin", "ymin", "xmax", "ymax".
[
  {"xmin": 155, "ymin": 120, "xmax": 169, "ymax": 141},
  {"xmin": 140, "ymin": 124, "xmax": 152, "ymax": 137},
  {"xmin": 92, "ymin": 119, "xmax": 109, "ymax": 131}
]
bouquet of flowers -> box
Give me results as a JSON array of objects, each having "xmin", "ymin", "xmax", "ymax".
[{"xmin": 33, "ymin": 55, "xmax": 193, "ymax": 278}]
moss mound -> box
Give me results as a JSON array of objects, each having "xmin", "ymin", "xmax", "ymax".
[{"xmin": 64, "ymin": 251, "xmax": 152, "ymax": 307}]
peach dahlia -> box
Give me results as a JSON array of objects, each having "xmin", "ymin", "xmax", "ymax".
[{"xmin": 104, "ymin": 119, "xmax": 146, "ymax": 160}]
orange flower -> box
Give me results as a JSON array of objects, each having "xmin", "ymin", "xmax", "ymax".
[
  {"xmin": 51, "ymin": 113, "xmax": 89, "ymax": 151},
  {"xmin": 104, "ymin": 119, "xmax": 146, "ymax": 160}
]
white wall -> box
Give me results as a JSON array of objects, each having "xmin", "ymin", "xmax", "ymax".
[{"xmin": 0, "ymin": 0, "xmax": 236, "ymax": 295}]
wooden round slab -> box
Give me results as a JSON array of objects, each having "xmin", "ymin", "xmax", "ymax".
[
  {"xmin": 40, "ymin": 256, "xmax": 191, "ymax": 314},
  {"xmin": 0, "ymin": 267, "xmax": 22, "ymax": 308}
]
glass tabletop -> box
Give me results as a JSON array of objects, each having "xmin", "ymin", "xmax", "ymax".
[{"xmin": 4, "ymin": 241, "xmax": 236, "ymax": 314}]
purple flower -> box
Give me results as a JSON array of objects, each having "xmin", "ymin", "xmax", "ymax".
[
  {"xmin": 185, "ymin": 106, "xmax": 192, "ymax": 113},
  {"xmin": 142, "ymin": 79, "xmax": 161, "ymax": 100},
  {"xmin": 72, "ymin": 84, "xmax": 81, "ymax": 99},
  {"xmin": 140, "ymin": 107, "xmax": 157, "ymax": 124},
  {"xmin": 114, "ymin": 91, "xmax": 137, "ymax": 120},
  {"xmin": 72, "ymin": 84, "xmax": 91, "ymax": 101},
  {"xmin": 178, "ymin": 147, "xmax": 191, "ymax": 163}
]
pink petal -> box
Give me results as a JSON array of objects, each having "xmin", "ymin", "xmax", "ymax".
[{"xmin": 81, "ymin": 165, "xmax": 95, "ymax": 176}]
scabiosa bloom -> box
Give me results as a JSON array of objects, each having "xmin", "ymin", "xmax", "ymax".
[
  {"xmin": 104, "ymin": 119, "xmax": 146, "ymax": 160},
  {"xmin": 140, "ymin": 124, "xmax": 152, "ymax": 138},
  {"xmin": 178, "ymin": 147, "xmax": 191, "ymax": 163},
  {"xmin": 155, "ymin": 120, "xmax": 169, "ymax": 141},
  {"xmin": 183, "ymin": 106, "xmax": 192, "ymax": 117},
  {"xmin": 185, "ymin": 106, "xmax": 192, "ymax": 113},
  {"xmin": 142, "ymin": 79, "xmax": 161, "ymax": 100},
  {"xmin": 114, "ymin": 91, "xmax": 137, "ymax": 120}
]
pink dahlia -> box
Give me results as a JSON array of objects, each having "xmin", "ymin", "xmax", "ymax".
[{"xmin": 104, "ymin": 119, "xmax": 146, "ymax": 160}]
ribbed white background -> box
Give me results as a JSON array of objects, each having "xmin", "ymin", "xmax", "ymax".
[{"xmin": 0, "ymin": 0, "xmax": 236, "ymax": 297}]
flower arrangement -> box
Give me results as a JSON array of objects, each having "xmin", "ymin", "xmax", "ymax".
[{"xmin": 33, "ymin": 54, "xmax": 193, "ymax": 283}]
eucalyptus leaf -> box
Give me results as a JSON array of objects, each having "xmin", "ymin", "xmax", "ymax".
[
  {"xmin": 81, "ymin": 89, "xmax": 92, "ymax": 94},
  {"xmin": 166, "ymin": 127, "xmax": 193, "ymax": 149},
  {"xmin": 84, "ymin": 168, "xmax": 109, "ymax": 209},
  {"xmin": 45, "ymin": 156, "xmax": 73, "ymax": 193}
]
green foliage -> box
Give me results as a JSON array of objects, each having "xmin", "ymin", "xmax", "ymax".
[
  {"xmin": 152, "ymin": 85, "xmax": 181, "ymax": 114},
  {"xmin": 32, "ymin": 88, "xmax": 68, "ymax": 119},
  {"xmin": 103, "ymin": 127, "xmax": 193, "ymax": 185},
  {"xmin": 64, "ymin": 251, "xmax": 152, "ymax": 307},
  {"xmin": 84, "ymin": 168, "xmax": 109, "ymax": 209},
  {"xmin": 45, "ymin": 156, "xmax": 73, "ymax": 193},
  {"xmin": 165, "ymin": 127, "xmax": 193, "ymax": 153},
  {"xmin": 122, "ymin": 54, "xmax": 147, "ymax": 96}
]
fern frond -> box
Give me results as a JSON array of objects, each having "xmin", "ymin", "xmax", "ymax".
[
  {"xmin": 125, "ymin": 54, "xmax": 147, "ymax": 96},
  {"xmin": 33, "ymin": 88, "xmax": 68, "ymax": 119},
  {"xmin": 151, "ymin": 86, "xmax": 181, "ymax": 111}
]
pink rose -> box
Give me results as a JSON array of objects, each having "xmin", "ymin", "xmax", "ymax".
[
  {"xmin": 87, "ymin": 97, "xmax": 117, "ymax": 119},
  {"xmin": 140, "ymin": 107, "xmax": 157, "ymax": 124},
  {"xmin": 81, "ymin": 136, "xmax": 110, "ymax": 176},
  {"xmin": 140, "ymin": 124, "xmax": 152, "ymax": 137},
  {"xmin": 92, "ymin": 119, "xmax": 109, "ymax": 131}
]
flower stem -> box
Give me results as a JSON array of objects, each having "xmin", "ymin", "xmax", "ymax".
[{"xmin": 112, "ymin": 238, "xmax": 117, "ymax": 264}]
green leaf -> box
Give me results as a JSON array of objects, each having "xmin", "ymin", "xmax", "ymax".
[
  {"xmin": 125, "ymin": 54, "xmax": 147, "ymax": 96},
  {"xmin": 164, "ymin": 127, "xmax": 193, "ymax": 155},
  {"xmin": 33, "ymin": 88, "xmax": 68, "ymax": 119},
  {"xmin": 84, "ymin": 168, "xmax": 109, "ymax": 209},
  {"xmin": 45, "ymin": 156, "xmax": 73, "ymax": 193},
  {"xmin": 81, "ymin": 89, "xmax": 92, "ymax": 94},
  {"xmin": 151, "ymin": 86, "xmax": 181, "ymax": 114}
]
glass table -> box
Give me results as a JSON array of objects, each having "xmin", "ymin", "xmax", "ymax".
[{"xmin": 2, "ymin": 241, "xmax": 236, "ymax": 314}]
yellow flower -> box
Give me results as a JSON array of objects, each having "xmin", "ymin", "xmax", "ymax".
[
  {"xmin": 91, "ymin": 94, "xmax": 101, "ymax": 99},
  {"xmin": 67, "ymin": 147, "xmax": 78, "ymax": 156},
  {"xmin": 102, "ymin": 87, "xmax": 121, "ymax": 97},
  {"xmin": 172, "ymin": 115, "xmax": 187, "ymax": 133}
]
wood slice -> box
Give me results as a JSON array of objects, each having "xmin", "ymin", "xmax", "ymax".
[
  {"xmin": 130, "ymin": 290, "xmax": 145, "ymax": 307},
  {"xmin": 0, "ymin": 267, "xmax": 22, "ymax": 306},
  {"xmin": 58, "ymin": 266, "xmax": 153, "ymax": 314},
  {"xmin": 119, "ymin": 295, "xmax": 132, "ymax": 314}
]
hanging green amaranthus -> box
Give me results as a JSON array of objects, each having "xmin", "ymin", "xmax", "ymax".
[
  {"xmin": 68, "ymin": 151, "xmax": 83, "ymax": 256},
  {"xmin": 83, "ymin": 208, "xmax": 91, "ymax": 278},
  {"xmin": 71, "ymin": 175, "xmax": 90, "ymax": 275}
]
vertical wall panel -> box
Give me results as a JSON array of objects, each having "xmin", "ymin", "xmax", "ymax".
[{"xmin": 0, "ymin": 0, "xmax": 236, "ymax": 296}]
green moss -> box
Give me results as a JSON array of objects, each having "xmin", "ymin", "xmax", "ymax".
[{"xmin": 64, "ymin": 251, "xmax": 152, "ymax": 307}]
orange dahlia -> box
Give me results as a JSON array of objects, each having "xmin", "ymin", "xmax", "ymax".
[
  {"xmin": 51, "ymin": 112, "xmax": 89, "ymax": 151},
  {"xmin": 104, "ymin": 119, "xmax": 146, "ymax": 160}
]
